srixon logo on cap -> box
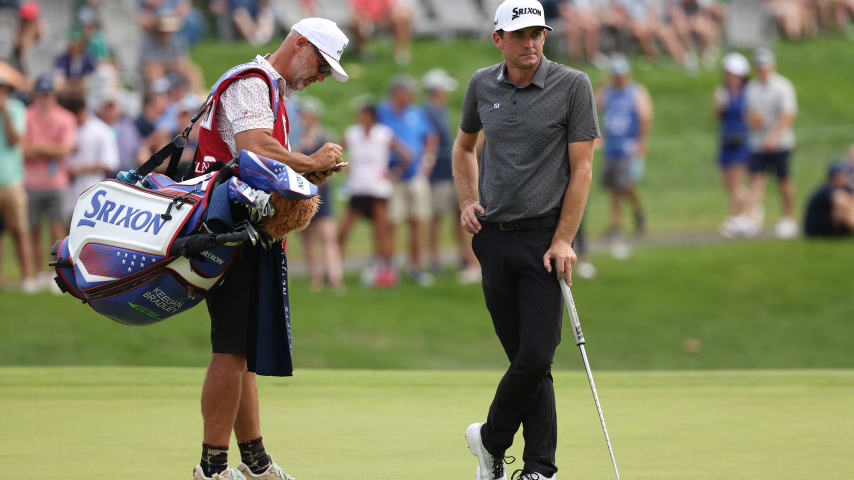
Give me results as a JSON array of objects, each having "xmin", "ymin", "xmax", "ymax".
[
  {"xmin": 77, "ymin": 189, "xmax": 169, "ymax": 235},
  {"xmin": 511, "ymin": 6, "xmax": 542, "ymax": 20}
]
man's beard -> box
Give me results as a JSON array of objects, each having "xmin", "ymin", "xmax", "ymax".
[{"xmin": 287, "ymin": 60, "xmax": 316, "ymax": 94}]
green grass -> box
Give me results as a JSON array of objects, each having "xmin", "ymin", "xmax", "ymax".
[
  {"xmin": 1, "ymin": 367, "xmax": 852, "ymax": 479},
  {"xmin": 190, "ymin": 34, "xmax": 854, "ymax": 241},
  {"xmin": 3, "ymin": 238, "xmax": 852, "ymax": 370}
]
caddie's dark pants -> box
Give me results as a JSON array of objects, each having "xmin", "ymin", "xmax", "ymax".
[{"xmin": 472, "ymin": 224, "xmax": 563, "ymax": 477}]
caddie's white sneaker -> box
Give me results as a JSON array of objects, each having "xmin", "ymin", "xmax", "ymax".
[
  {"xmin": 466, "ymin": 423, "xmax": 512, "ymax": 480},
  {"xmin": 237, "ymin": 457, "xmax": 295, "ymax": 480},
  {"xmin": 510, "ymin": 470, "xmax": 555, "ymax": 480},
  {"xmin": 193, "ymin": 465, "xmax": 247, "ymax": 480}
]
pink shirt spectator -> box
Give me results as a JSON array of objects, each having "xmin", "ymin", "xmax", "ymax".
[{"xmin": 24, "ymin": 104, "xmax": 76, "ymax": 191}]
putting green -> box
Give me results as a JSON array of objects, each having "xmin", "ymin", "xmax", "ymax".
[{"xmin": 1, "ymin": 368, "xmax": 852, "ymax": 479}]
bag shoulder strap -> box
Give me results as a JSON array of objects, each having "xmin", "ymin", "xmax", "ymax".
[{"xmin": 135, "ymin": 92, "xmax": 213, "ymax": 180}]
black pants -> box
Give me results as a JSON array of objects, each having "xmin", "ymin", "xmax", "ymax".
[{"xmin": 472, "ymin": 225, "xmax": 563, "ymax": 477}]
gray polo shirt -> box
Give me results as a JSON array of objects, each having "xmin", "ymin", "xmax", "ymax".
[{"xmin": 460, "ymin": 56, "xmax": 599, "ymax": 222}]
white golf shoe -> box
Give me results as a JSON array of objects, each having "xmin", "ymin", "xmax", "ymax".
[
  {"xmin": 192, "ymin": 465, "xmax": 247, "ymax": 480},
  {"xmin": 466, "ymin": 423, "xmax": 512, "ymax": 480},
  {"xmin": 237, "ymin": 458, "xmax": 295, "ymax": 480}
]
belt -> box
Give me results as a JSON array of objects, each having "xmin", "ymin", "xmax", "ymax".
[{"xmin": 481, "ymin": 214, "xmax": 558, "ymax": 231}]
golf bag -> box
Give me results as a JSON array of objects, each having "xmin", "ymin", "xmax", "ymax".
[{"xmin": 50, "ymin": 150, "xmax": 317, "ymax": 326}]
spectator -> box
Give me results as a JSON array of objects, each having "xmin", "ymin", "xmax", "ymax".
[
  {"xmin": 139, "ymin": 0, "xmax": 207, "ymax": 47},
  {"xmin": 95, "ymin": 92, "xmax": 144, "ymax": 173},
  {"xmin": 0, "ymin": 66, "xmax": 37, "ymax": 292},
  {"xmin": 210, "ymin": 0, "xmax": 275, "ymax": 47},
  {"xmin": 715, "ymin": 52, "xmax": 752, "ymax": 238},
  {"xmin": 140, "ymin": 11, "xmax": 203, "ymax": 92},
  {"xmin": 155, "ymin": 74, "xmax": 191, "ymax": 136},
  {"xmin": 595, "ymin": 56, "xmax": 652, "ymax": 239},
  {"xmin": 59, "ymin": 92, "xmax": 119, "ymax": 221},
  {"xmin": 848, "ymin": 143, "xmax": 854, "ymax": 171},
  {"xmin": 613, "ymin": 0, "xmax": 691, "ymax": 69},
  {"xmin": 53, "ymin": 29, "xmax": 98, "ymax": 93},
  {"xmin": 765, "ymin": 0, "xmax": 818, "ymax": 39},
  {"xmin": 559, "ymin": 0, "xmax": 608, "ymax": 67},
  {"xmin": 744, "ymin": 47, "xmax": 798, "ymax": 238},
  {"xmin": 22, "ymin": 74, "xmax": 76, "ymax": 292},
  {"xmin": 76, "ymin": 3, "xmax": 111, "ymax": 62},
  {"xmin": 668, "ymin": 0, "xmax": 722, "ymax": 67},
  {"xmin": 11, "ymin": 1, "xmax": 45, "ymax": 78},
  {"xmin": 421, "ymin": 68, "xmax": 479, "ymax": 284},
  {"xmin": 297, "ymin": 96, "xmax": 343, "ymax": 292},
  {"xmin": 87, "ymin": 55, "xmax": 122, "ymax": 110},
  {"xmin": 338, "ymin": 102, "xmax": 405, "ymax": 288},
  {"xmin": 803, "ymin": 161, "xmax": 854, "ymax": 237},
  {"xmin": 134, "ymin": 80, "xmax": 172, "ymax": 165},
  {"xmin": 377, "ymin": 74, "xmax": 437, "ymax": 286},
  {"xmin": 350, "ymin": 0, "xmax": 414, "ymax": 65}
]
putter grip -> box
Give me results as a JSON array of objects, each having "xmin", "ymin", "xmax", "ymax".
[{"xmin": 560, "ymin": 279, "xmax": 586, "ymax": 346}]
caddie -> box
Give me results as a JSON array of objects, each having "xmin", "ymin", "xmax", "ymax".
[
  {"xmin": 453, "ymin": 1, "xmax": 600, "ymax": 479},
  {"xmin": 189, "ymin": 17, "xmax": 350, "ymax": 480}
]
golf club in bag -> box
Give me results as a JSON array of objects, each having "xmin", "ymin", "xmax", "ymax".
[{"xmin": 559, "ymin": 278, "xmax": 621, "ymax": 480}]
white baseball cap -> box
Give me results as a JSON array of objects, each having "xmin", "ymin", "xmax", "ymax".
[
  {"xmin": 753, "ymin": 47, "xmax": 776, "ymax": 68},
  {"xmin": 609, "ymin": 55, "xmax": 631, "ymax": 75},
  {"xmin": 493, "ymin": 0, "xmax": 552, "ymax": 32},
  {"xmin": 422, "ymin": 68, "xmax": 458, "ymax": 92},
  {"xmin": 291, "ymin": 17, "xmax": 350, "ymax": 82},
  {"xmin": 722, "ymin": 52, "xmax": 749, "ymax": 77}
]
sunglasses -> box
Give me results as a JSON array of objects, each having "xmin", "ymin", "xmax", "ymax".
[{"xmin": 312, "ymin": 45, "xmax": 332, "ymax": 75}]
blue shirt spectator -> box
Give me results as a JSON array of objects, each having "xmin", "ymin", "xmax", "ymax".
[
  {"xmin": 53, "ymin": 32, "xmax": 97, "ymax": 86},
  {"xmin": 376, "ymin": 100, "xmax": 434, "ymax": 181}
]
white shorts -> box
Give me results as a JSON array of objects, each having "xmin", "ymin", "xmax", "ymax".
[{"xmin": 390, "ymin": 176, "xmax": 431, "ymax": 224}]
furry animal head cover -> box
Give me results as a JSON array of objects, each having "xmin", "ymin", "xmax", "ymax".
[{"xmin": 262, "ymin": 192, "xmax": 320, "ymax": 239}]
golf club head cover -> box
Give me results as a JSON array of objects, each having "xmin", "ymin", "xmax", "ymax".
[
  {"xmin": 235, "ymin": 150, "xmax": 318, "ymax": 200},
  {"xmin": 226, "ymin": 177, "xmax": 274, "ymax": 218}
]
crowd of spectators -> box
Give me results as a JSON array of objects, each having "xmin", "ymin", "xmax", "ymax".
[
  {"xmin": 0, "ymin": 0, "xmax": 205, "ymax": 293},
  {"xmin": 556, "ymin": 0, "xmax": 854, "ymax": 71},
  {"xmin": 295, "ymin": 69, "xmax": 479, "ymax": 290}
]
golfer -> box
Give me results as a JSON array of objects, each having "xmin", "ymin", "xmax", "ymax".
[
  {"xmin": 190, "ymin": 18, "xmax": 349, "ymax": 480},
  {"xmin": 453, "ymin": 1, "xmax": 599, "ymax": 479}
]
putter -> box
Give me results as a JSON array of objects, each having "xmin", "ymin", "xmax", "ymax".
[{"xmin": 559, "ymin": 277, "xmax": 621, "ymax": 480}]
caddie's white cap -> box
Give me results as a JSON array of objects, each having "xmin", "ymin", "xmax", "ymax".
[
  {"xmin": 722, "ymin": 52, "xmax": 749, "ymax": 77},
  {"xmin": 493, "ymin": 0, "xmax": 552, "ymax": 32},
  {"xmin": 292, "ymin": 17, "xmax": 350, "ymax": 82}
]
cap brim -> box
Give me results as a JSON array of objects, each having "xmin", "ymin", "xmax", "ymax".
[
  {"xmin": 497, "ymin": 21, "xmax": 552, "ymax": 32},
  {"xmin": 319, "ymin": 51, "xmax": 348, "ymax": 82}
]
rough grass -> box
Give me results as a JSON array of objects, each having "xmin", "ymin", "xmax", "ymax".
[{"xmin": 2, "ymin": 238, "xmax": 852, "ymax": 371}]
